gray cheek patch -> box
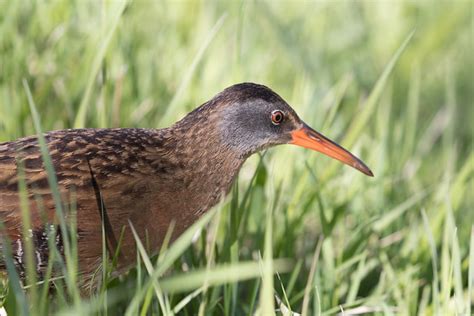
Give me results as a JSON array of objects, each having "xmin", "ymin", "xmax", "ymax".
[
  {"xmin": 217, "ymin": 99, "xmax": 298, "ymax": 157},
  {"xmin": 218, "ymin": 102, "xmax": 273, "ymax": 154}
]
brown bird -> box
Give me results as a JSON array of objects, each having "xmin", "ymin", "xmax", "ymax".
[{"xmin": 0, "ymin": 83, "xmax": 372, "ymax": 283}]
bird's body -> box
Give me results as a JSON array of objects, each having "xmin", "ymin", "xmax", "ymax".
[
  {"xmin": 0, "ymin": 127, "xmax": 241, "ymax": 277},
  {"xmin": 0, "ymin": 83, "xmax": 372, "ymax": 283}
]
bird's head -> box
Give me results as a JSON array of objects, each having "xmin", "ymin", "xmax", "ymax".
[{"xmin": 207, "ymin": 82, "xmax": 373, "ymax": 176}]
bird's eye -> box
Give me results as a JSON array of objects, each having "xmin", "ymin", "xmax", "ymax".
[{"xmin": 271, "ymin": 110, "xmax": 284, "ymax": 125}]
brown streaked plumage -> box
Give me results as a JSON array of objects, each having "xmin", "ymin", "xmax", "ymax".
[{"xmin": 0, "ymin": 83, "xmax": 373, "ymax": 283}]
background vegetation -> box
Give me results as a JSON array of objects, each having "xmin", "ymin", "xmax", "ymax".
[{"xmin": 0, "ymin": 0, "xmax": 472, "ymax": 315}]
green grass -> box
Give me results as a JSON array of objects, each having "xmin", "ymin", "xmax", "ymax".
[{"xmin": 0, "ymin": 1, "xmax": 473, "ymax": 315}]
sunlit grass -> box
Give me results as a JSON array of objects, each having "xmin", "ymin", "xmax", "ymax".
[{"xmin": 0, "ymin": 1, "xmax": 472, "ymax": 315}]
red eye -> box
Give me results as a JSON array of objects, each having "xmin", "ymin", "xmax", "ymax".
[{"xmin": 271, "ymin": 110, "xmax": 284, "ymax": 125}]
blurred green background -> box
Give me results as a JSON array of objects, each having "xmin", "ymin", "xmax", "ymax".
[{"xmin": 0, "ymin": 0, "xmax": 472, "ymax": 315}]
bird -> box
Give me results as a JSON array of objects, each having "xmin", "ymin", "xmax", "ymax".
[{"xmin": 0, "ymin": 82, "xmax": 373, "ymax": 284}]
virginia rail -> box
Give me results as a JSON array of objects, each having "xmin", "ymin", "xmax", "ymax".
[{"xmin": 0, "ymin": 83, "xmax": 372, "ymax": 282}]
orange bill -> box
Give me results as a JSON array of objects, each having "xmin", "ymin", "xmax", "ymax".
[{"xmin": 291, "ymin": 123, "xmax": 373, "ymax": 177}]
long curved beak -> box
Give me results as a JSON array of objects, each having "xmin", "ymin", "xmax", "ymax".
[{"xmin": 290, "ymin": 123, "xmax": 374, "ymax": 177}]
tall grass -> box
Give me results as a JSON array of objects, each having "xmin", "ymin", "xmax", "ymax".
[{"xmin": 0, "ymin": 1, "xmax": 472, "ymax": 315}]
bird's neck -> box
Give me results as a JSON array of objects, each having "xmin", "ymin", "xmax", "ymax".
[
  {"xmin": 177, "ymin": 124, "xmax": 242, "ymax": 180},
  {"xmin": 158, "ymin": 122, "xmax": 245, "ymax": 213}
]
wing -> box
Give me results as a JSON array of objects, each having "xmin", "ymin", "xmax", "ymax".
[{"xmin": 0, "ymin": 128, "xmax": 167, "ymax": 277}]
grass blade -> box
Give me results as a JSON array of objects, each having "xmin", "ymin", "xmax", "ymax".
[
  {"xmin": 302, "ymin": 236, "xmax": 323, "ymax": 316},
  {"xmin": 159, "ymin": 13, "xmax": 227, "ymax": 126},
  {"xmin": 468, "ymin": 226, "xmax": 474, "ymax": 316},
  {"xmin": 159, "ymin": 259, "xmax": 292, "ymax": 294},
  {"xmin": 322, "ymin": 29, "xmax": 415, "ymax": 180},
  {"xmin": 73, "ymin": 0, "xmax": 128, "ymax": 128},
  {"xmin": 22, "ymin": 80, "xmax": 79, "ymax": 300},
  {"xmin": 0, "ymin": 233, "xmax": 29, "ymax": 316},
  {"xmin": 125, "ymin": 205, "xmax": 220, "ymax": 315},
  {"xmin": 259, "ymin": 202, "xmax": 275, "ymax": 316},
  {"xmin": 128, "ymin": 221, "xmax": 170, "ymax": 316}
]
